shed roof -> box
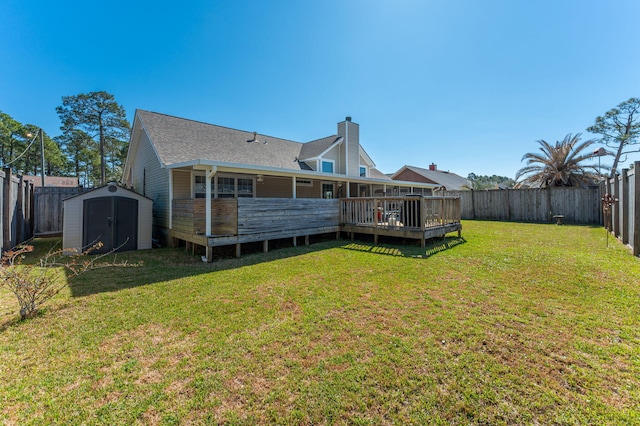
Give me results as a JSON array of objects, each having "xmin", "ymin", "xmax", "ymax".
[{"xmin": 63, "ymin": 183, "xmax": 153, "ymax": 202}]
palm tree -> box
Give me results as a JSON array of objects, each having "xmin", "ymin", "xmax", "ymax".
[{"xmin": 515, "ymin": 133, "xmax": 601, "ymax": 188}]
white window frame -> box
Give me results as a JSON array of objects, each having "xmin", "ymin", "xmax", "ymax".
[
  {"xmin": 193, "ymin": 173, "xmax": 209, "ymax": 198},
  {"xmin": 321, "ymin": 181, "xmax": 334, "ymax": 199},
  {"xmin": 193, "ymin": 172, "xmax": 255, "ymax": 198},
  {"xmin": 321, "ymin": 159, "xmax": 335, "ymax": 174},
  {"xmin": 359, "ymin": 165, "xmax": 368, "ymax": 177}
]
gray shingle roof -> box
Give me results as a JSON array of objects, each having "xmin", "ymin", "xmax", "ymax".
[
  {"xmin": 138, "ymin": 110, "xmax": 312, "ymax": 170},
  {"xmin": 299, "ymin": 136, "xmax": 341, "ymax": 160},
  {"xmin": 369, "ymin": 168, "xmax": 393, "ymax": 180},
  {"xmin": 396, "ymin": 165, "xmax": 471, "ymax": 190}
]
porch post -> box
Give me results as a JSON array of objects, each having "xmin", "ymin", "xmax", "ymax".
[
  {"xmin": 205, "ymin": 166, "xmax": 217, "ymax": 236},
  {"xmin": 292, "ymin": 176, "xmax": 297, "ymax": 198},
  {"xmin": 169, "ymin": 169, "xmax": 173, "ymax": 229}
]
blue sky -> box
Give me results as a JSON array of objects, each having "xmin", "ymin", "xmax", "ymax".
[{"xmin": 2, "ymin": 0, "xmax": 639, "ymax": 178}]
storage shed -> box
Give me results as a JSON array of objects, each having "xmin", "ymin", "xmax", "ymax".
[{"xmin": 63, "ymin": 183, "xmax": 153, "ymax": 254}]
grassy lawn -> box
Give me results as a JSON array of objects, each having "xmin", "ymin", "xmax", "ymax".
[{"xmin": 0, "ymin": 221, "xmax": 639, "ymax": 424}]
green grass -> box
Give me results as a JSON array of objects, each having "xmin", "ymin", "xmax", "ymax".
[{"xmin": 1, "ymin": 221, "xmax": 639, "ymax": 424}]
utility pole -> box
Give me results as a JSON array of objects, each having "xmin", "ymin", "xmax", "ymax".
[{"xmin": 39, "ymin": 129, "xmax": 46, "ymax": 187}]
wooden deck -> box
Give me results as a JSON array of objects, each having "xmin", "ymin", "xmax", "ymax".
[
  {"xmin": 170, "ymin": 196, "xmax": 461, "ymax": 260},
  {"xmin": 340, "ymin": 196, "xmax": 462, "ymax": 247}
]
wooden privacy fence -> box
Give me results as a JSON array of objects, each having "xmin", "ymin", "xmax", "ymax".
[
  {"xmin": 444, "ymin": 187, "xmax": 602, "ymax": 224},
  {"xmin": 1, "ymin": 168, "xmax": 35, "ymax": 254},
  {"xmin": 33, "ymin": 186, "xmax": 89, "ymax": 236},
  {"xmin": 604, "ymin": 161, "xmax": 640, "ymax": 256}
]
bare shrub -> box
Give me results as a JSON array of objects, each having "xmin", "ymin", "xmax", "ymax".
[{"xmin": 0, "ymin": 241, "xmax": 138, "ymax": 320}]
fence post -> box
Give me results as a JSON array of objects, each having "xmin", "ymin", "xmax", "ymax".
[
  {"xmin": 613, "ymin": 173, "xmax": 621, "ymax": 237},
  {"xmin": 621, "ymin": 169, "xmax": 629, "ymax": 245},
  {"xmin": 470, "ymin": 189, "xmax": 475, "ymax": 220},
  {"xmin": 633, "ymin": 162, "xmax": 640, "ymax": 257},
  {"xmin": 505, "ymin": 188, "xmax": 511, "ymax": 221},
  {"xmin": 2, "ymin": 167, "xmax": 11, "ymax": 251},
  {"xmin": 16, "ymin": 175, "xmax": 23, "ymax": 244}
]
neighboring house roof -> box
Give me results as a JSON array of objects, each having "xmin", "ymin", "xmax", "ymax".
[
  {"xmin": 369, "ymin": 168, "xmax": 393, "ymax": 180},
  {"xmin": 391, "ymin": 165, "xmax": 471, "ymax": 190},
  {"xmin": 22, "ymin": 175, "xmax": 79, "ymax": 188}
]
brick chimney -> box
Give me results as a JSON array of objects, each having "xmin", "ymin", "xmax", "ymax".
[{"xmin": 429, "ymin": 163, "xmax": 437, "ymax": 171}]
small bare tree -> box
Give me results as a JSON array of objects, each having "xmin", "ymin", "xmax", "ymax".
[{"xmin": 1, "ymin": 242, "xmax": 138, "ymax": 320}]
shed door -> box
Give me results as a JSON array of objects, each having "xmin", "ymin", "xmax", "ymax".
[{"xmin": 83, "ymin": 196, "xmax": 138, "ymax": 253}]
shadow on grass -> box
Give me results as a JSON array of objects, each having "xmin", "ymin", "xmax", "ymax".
[
  {"xmin": 340, "ymin": 235, "xmax": 466, "ymax": 258},
  {"xmin": 67, "ymin": 236, "xmax": 348, "ymax": 298},
  {"xmin": 20, "ymin": 233, "xmax": 465, "ymax": 300}
]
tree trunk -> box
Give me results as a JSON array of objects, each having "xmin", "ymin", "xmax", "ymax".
[
  {"xmin": 610, "ymin": 141, "xmax": 625, "ymax": 178},
  {"xmin": 99, "ymin": 114, "xmax": 105, "ymax": 186}
]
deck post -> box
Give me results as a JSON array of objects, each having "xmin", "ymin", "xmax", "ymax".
[
  {"xmin": 263, "ymin": 240, "xmax": 269, "ymax": 253},
  {"xmin": 292, "ymin": 236, "xmax": 297, "ymax": 246},
  {"xmin": 235, "ymin": 243, "xmax": 241, "ymax": 258},
  {"xmin": 206, "ymin": 246, "xmax": 213, "ymax": 262},
  {"xmin": 305, "ymin": 235, "xmax": 309, "ymax": 246}
]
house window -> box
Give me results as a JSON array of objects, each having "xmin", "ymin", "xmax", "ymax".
[
  {"xmin": 359, "ymin": 166, "xmax": 367, "ymax": 177},
  {"xmin": 322, "ymin": 183, "xmax": 334, "ymax": 199},
  {"xmin": 194, "ymin": 175, "xmax": 207, "ymax": 198},
  {"xmin": 296, "ymin": 179, "xmax": 313, "ymax": 187},
  {"xmin": 321, "ymin": 160, "xmax": 334, "ymax": 173},
  {"xmin": 217, "ymin": 177, "xmax": 235, "ymax": 198},
  {"xmin": 193, "ymin": 174, "xmax": 255, "ymax": 198},
  {"xmin": 237, "ymin": 178, "xmax": 253, "ymax": 197}
]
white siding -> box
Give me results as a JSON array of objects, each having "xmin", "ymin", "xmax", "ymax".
[{"xmin": 130, "ymin": 131, "xmax": 170, "ymax": 230}]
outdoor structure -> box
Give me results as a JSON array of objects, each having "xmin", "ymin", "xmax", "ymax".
[
  {"xmin": 391, "ymin": 164, "xmax": 471, "ymax": 191},
  {"xmin": 62, "ymin": 184, "xmax": 153, "ymax": 254},
  {"xmin": 123, "ymin": 111, "xmax": 460, "ymax": 260},
  {"xmin": 22, "ymin": 175, "xmax": 79, "ymax": 188},
  {"xmin": 340, "ymin": 196, "xmax": 462, "ymax": 247}
]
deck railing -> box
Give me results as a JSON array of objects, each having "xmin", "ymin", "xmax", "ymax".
[{"xmin": 340, "ymin": 196, "xmax": 461, "ymax": 231}]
